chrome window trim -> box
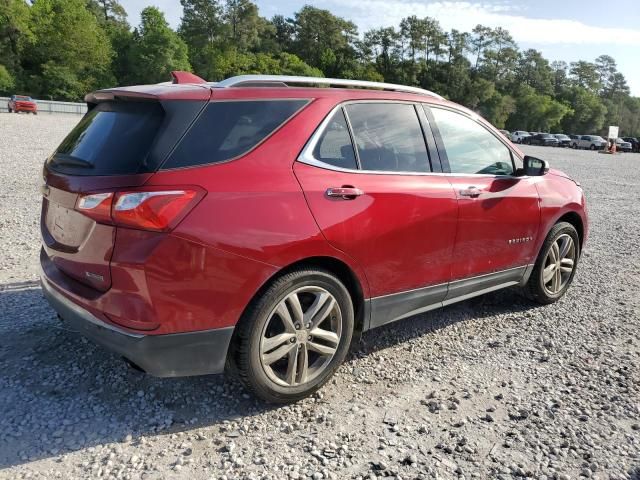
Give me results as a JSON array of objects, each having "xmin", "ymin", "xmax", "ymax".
[{"xmin": 297, "ymin": 100, "xmax": 525, "ymax": 179}]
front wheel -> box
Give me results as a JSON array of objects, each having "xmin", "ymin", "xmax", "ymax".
[
  {"xmin": 523, "ymin": 222, "xmax": 579, "ymax": 304},
  {"xmin": 590, "ymin": 144, "xmax": 596, "ymax": 150},
  {"xmin": 230, "ymin": 268, "xmax": 354, "ymax": 403}
]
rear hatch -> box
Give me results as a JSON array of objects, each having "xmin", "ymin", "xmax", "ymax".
[{"xmin": 41, "ymin": 86, "xmax": 211, "ymax": 291}]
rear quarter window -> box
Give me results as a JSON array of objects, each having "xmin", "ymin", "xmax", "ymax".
[
  {"xmin": 163, "ymin": 99, "xmax": 308, "ymax": 169},
  {"xmin": 48, "ymin": 102, "xmax": 164, "ymax": 176}
]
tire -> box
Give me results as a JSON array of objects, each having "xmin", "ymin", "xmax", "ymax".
[
  {"xmin": 230, "ymin": 268, "xmax": 354, "ymax": 403},
  {"xmin": 7, "ymin": 107, "xmax": 12, "ymax": 113},
  {"xmin": 590, "ymin": 144, "xmax": 596, "ymax": 150},
  {"xmin": 523, "ymin": 222, "xmax": 580, "ymax": 304},
  {"xmin": 516, "ymin": 138, "xmax": 522, "ymax": 144}
]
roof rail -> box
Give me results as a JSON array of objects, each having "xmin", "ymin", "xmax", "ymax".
[{"xmin": 212, "ymin": 75, "xmax": 444, "ymax": 100}]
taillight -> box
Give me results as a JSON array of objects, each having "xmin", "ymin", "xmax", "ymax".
[
  {"xmin": 75, "ymin": 187, "xmax": 204, "ymax": 232},
  {"xmin": 77, "ymin": 192, "xmax": 113, "ymax": 224}
]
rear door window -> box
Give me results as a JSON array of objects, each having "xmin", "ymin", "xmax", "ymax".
[
  {"xmin": 344, "ymin": 103, "xmax": 430, "ymax": 173},
  {"xmin": 163, "ymin": 100, "xmax": 308, "ymax": 169},
  {"xmin": 48, "ymin": 102, "xmax": 164, "ymax": 176}
]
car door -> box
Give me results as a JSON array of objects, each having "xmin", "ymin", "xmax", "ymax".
[
  {"xmin": 294, "ymin": 102, "xmax": 458, "ymax": 328},
  {"xmin": 425, "ymin": 105, "xmax": 541, "ymax": 288}
]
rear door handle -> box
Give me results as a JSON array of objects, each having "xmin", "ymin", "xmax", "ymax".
[
  {"xmin": 459, "ymin": 186, "xmax": 482, "ymax": 198},
  {"xmin": 326, "ymin": 186, "xmax": 364, "ymax": 200}
]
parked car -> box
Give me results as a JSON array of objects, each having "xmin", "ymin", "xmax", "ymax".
[
  {"xmin": 553, "ymin": 134, "xmax": 572, "ymax": 148},
  {"xmin": 511, "ymin": 130, "xmax": 531, "ymax": 144},
  {"xmin": 568, "ymin": 135, "xmax": 580, "ymax": 148},
  {"xmin": 525, "ymin": 133, "xmax": 559, "ymax": 146},
  {"xmin": 529, "ymin": 131, "xmax": 539, "ymax": 137},
  {"xmin": 40, "ymin": 73, "xmax": 588, "ymax": 403},
  {"xmin": 621, "ymin": 137, "xmax": 640, "ymax": 153},
  {"xmin": 614, "ymin": 138, "xmax": 632, "ymax": 152},
  {"xmin": 7, "ymin": 95, "xmax": 37, "ymax": 114},
  {"xmin": 574, "ymin": 135, "xmax": 607, "ymax": 150}
]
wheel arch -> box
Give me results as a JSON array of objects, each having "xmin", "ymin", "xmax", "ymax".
[
  {"xmin": 556, "ymin": 211, "xmax": 584, "ymax": 251},
  {"xmin": 227, "ymin": 255, "xmax": 367, "ymax": 366}
]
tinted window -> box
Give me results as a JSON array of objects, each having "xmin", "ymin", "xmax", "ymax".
[
  {"xmin": 345, "ymin": 103, "xmax": 429, "ymax": 173},
  {"xmin": 312, "ymin": 109, "xmax": 357, "ymax": 170},
  {"xmin": 431, "ymin": 107, "xmax": 514, "ymax": 175},
  {"xmin": 49, "ymin": 102, "xmax": 164, "ymax": 176},
  {"xmin": 164, "ymin": 100, "xmax": 307, "ymax": 169}
]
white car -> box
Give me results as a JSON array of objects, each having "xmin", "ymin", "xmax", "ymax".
[
  {"xmin": 510, "ymin": 130, "xmax": 531, "ymax": 144},
  {"xmin": 574, "ymin": 135, "xmax": 607, "ymax": 150}
]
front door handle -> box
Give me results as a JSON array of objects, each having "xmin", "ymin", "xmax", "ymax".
[
  {"xmin": 459, "ymin": 186, "xmax": 482, "ymax": 198},
  {"xmin": 326, "ymin": 186, "xmax": 364, "ymax": 200}
]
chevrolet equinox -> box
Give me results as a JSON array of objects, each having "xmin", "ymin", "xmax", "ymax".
[{"xmin": 40, "ymin": 73, "xmax": 588, "ymax": 403}]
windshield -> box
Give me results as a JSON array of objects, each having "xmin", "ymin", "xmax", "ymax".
[
  {"xmin": 15, "ymin": 96, "xmax": 32, "ymax": 101},
  {"xmin": 555, "ymin": 134, "xmax": 569, "ymax": 139}
]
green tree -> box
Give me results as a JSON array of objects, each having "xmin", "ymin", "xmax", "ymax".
[
  {"xmin": 0, "ymin": 64, "xmax": 14, "ymax": 91},
  {"xmin": 291, "ymin": 6, "xmax": 358, "ymax": 77},
  {"xmin": 178, "ymin": 0, "xmax": 225, "ymax": 77},
  {"xmin": 224, "ymin": 0, "xmax": 260, "ymax": 51},
  {"xmin": 126, "ymin": 6, "xmax": 191, "ymax": 85},
  {"xmin": 0, "ymin": 0, "xmax": 32, "ymax": 81},
  {"xmin": 559, "ymin": 86, "xmax": 606, "ymax": 134},
  {"xmin": 24, "ymin": 0, "xmax": 113, "ymax": 99},
  {"xmin": 569, "ymin": 60, "xmax": 600, "ymax": 92}
]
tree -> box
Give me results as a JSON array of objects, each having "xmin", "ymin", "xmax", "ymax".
[
  {"xmin": 569, "ymin": 61, "xmax": 600, "ymax": 92},
  {"xmin": 559, "ymin": 86, "xmax": 606, "ymax": 134},
  {"xmin": 516, "ymin": 49, "xmax": 553, "ymax": 96},
  {"xmin": 178, "ymin": 0, "xmax": 225, "ymax": 77},
  {"xmin": 0, "ymin": 0, "xmax": 33, "ymax": 79},
  {"xmin": 125, "ymin": 7, "xmax": 190, "ymax": 85},
  {"xmin": 470, "ymin": 24, "xmax": 492, "ymax": 70},
  {"xmin": 23, "ymin": 0, "xmax": 113, "ymax": 99},
  {"xmin": 291, "ymin": 6, "xmax": 358, "ymax": 77},
  {"xmin": 0, "ymin": 64, "xmax": 14, "ymax": 91},
  {"xmin": 224, "ymin": 0, "xmax": 260, "ymax": 51}
]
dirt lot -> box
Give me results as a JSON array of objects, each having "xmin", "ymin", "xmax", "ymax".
[{"xmin": 0, "ymin": 113, "xmax": 639, "ymax": 480}]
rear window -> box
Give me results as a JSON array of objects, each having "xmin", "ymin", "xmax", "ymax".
[
  {"xmin": 48, "ymin": 102, "xmax": 164, "ymax": 176},
  {"xmin": 163, "ymin": 100, "xmax": 308, "ymax": 169}
]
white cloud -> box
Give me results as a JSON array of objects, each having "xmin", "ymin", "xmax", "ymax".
[{"xmin": 325, "ymin": 0, "xmax": 640, "ymax": 46}]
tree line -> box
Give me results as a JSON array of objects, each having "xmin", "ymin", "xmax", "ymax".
[{"xmin": 1, "ymin": 0, "xmax": 639, "ymax": 136}]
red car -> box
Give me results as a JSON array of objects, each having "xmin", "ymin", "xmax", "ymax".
[
  {"xmin": 8, "ymin": 94, "xmax": 37, "ymax": 114},
  {"xmin": 40, "ymin": 73, "xmax": 588, "ymax": 402}
]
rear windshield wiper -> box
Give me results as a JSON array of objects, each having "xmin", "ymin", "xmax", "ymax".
[{"xmin": 50, "ymin": 154, "xmax": 94, "ymax": 169}]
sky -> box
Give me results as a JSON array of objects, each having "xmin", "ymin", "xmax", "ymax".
[{"xmin": 120, "ymin": 0, "xmax": 640, "ymax": 95}]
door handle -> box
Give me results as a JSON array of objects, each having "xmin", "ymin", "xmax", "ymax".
[
  {"xmin": 459, "ymin": 186, "xmax": 482, "ymax": 198},
  {"xmin": 326, "ymin": 186, "xmax": 364, "ymax": 200}
]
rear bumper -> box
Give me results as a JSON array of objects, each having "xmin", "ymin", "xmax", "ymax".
[{"xmin": 41, "ymin": 269, "xmax": 234, "ymax": 377}]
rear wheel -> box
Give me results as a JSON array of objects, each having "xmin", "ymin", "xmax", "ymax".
[
  {"xmin": 230, "ymin": 268, "xmax": 354, "ymax": 403},
  {"xmin": 523, "ymin": 222, "xmax": 579, "ymax": 304},
  {"xmin": 7, "ymin": 107, "xmax": 12, "ymax": 113},
  {"xmin": 590, "ymin": 144, "xmax": 596, "ymax": 150}
]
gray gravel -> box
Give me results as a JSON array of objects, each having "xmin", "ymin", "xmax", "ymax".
[{"xmin": 1, "ymin": 112, "xmax": 639, "ymax": 480}]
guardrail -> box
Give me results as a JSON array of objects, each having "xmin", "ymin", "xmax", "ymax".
[{"xmin": 0, "ymin": 97, "xmax": 87, "ymax": 115}]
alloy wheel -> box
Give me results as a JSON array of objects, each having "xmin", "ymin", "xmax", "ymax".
[
  {"xmin": 259, "ymin": 286, "xmax": 342, "ymax": 387},
  {"xmin": 542, "ymin": 234, "xmax": 576, "ymax": 295}
]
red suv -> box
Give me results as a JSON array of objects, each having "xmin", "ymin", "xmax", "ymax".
[
  {"xmin": 40, "ymin": 73, "xmax": 588, "ymax": 402},
  {"xmin": 8, "ymin": 94, "xmax": 38, "ymax": 114}
]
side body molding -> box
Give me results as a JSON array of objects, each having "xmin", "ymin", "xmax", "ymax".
[{"xmin": 367, "ymin": 265, "xmax": 532, "ymax": 330}]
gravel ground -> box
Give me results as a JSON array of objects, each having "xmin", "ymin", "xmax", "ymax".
[{"xmin": 0, "ymin": 112, "xmax": 639, "ymax": 480}]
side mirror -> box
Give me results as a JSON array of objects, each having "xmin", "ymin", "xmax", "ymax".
[{"xmin": 522, "ymin": 155, "xmax": 549, "ymax": 176}]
